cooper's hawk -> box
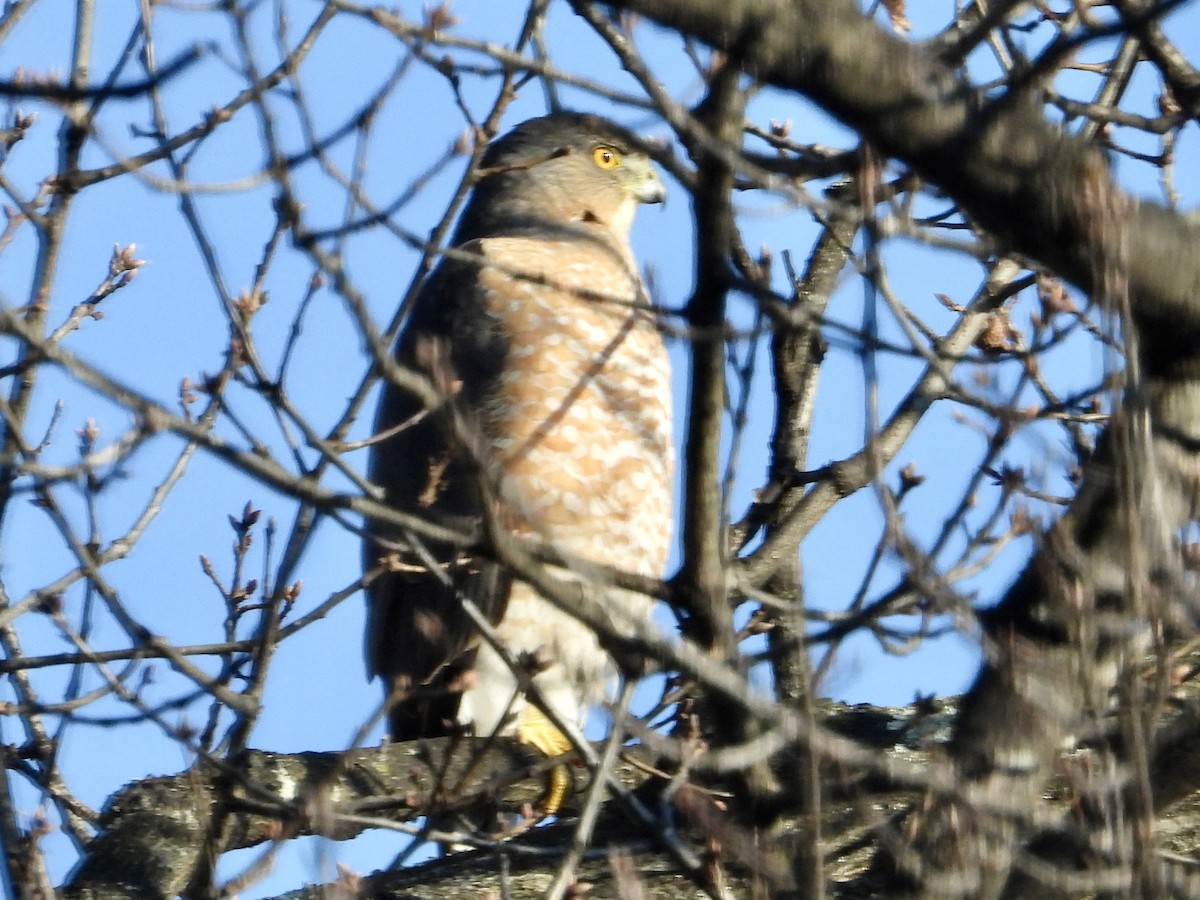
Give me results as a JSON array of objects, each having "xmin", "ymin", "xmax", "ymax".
[{"xmin": 364, "ymin": 113, "xmax": 673, "ymax": 814}]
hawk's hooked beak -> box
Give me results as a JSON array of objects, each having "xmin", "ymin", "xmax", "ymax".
[{"xmin": 634, "ymin": 167, "xmax": 667, "ymax": 205}]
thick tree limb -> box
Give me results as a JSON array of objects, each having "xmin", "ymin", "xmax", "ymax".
[
  {"xmin": 62, "ymin": 737, "xmax": 630, "ymax": 900},
  {"xmin": 55, "ymin": 703, "xmax": 940, "ymax": 900}
]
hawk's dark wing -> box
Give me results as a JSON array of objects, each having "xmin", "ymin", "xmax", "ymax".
[{"xmin": 363, "ymin": 247, "xmax": 513, "ymax": 741}]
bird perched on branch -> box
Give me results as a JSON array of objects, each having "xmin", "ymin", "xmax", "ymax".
[{"xmin": 363, "ymin": 112, "xmax": 673, "ymax": 819}]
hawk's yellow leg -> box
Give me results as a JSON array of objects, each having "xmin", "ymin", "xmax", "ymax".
[{"xmin": 515, "ymin": 704, "xmax": 571, "ymax": 816}]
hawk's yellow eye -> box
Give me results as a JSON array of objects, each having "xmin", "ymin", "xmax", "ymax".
[{"xmin": 593, "ymin": 146, "xmax": 621, "ymax": 169}]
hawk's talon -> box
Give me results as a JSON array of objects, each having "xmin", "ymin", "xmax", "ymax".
[{"xmin": 516, "ymin": 703, "xmax": 572, "ymax": 818}]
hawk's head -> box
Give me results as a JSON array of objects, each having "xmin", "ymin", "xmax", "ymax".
[{"xmin": 457, "ymin": 112, "xmax": 666, "ymax": 243}]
